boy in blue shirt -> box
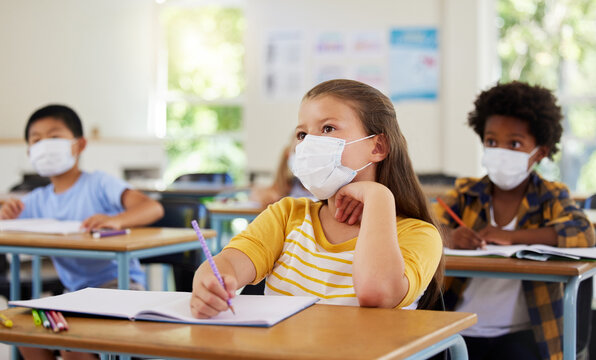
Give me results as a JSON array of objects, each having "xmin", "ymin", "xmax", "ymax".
[{"xmin": 0, "ymin": 104, "xmax": 164, "ymax": 360}]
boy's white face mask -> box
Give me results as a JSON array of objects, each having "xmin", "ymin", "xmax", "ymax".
[
  {"xmin": 29, "ymin": 138, "xmax": 77, "ymax": 177},
  {"xmin": 291, "ymin": 134, "xmax": 375, "ymax": 200},
  {"xmin": 482, "ymin": 147, "xmax": 539, "ymax": 190}
]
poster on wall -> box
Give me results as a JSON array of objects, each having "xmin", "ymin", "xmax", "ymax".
[
  {"xmin": 348, "ymin": 31, "xmax": 388, "ymax": 93},
  {"xmin": 388, "ymin": 28, "xmax": 439, "ymax": 102},
  {"xmin": 312, "ymin": 30, "xmax": 388, "ymax": 93},
  {"xmin": 312, "ymin": 31, "xmax": 348, "ymax": 85},
  {"xmin": 263, "ymin": 30, "xmax": 305, "ymax": 100}
]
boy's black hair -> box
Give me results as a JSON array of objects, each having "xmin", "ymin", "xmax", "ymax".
[
  {"xmin": 25, "ymin": 104, "xmax": 84, "ymax": 141},
  {"xmin": 467, "ymin": 81, "xmax": 563, "ymax": 159}
]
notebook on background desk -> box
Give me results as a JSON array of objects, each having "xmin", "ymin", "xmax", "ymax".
[
  {"xmin": 9, "ymin": 288, "xmax": 318, "ymax": 327},
  {"xmin": 0, "ymin": 219, "xmax": 83, "ymax": 235},
  {"xmin": 445, "ymin": 244, "xmax": 596, "ymax": 261}
]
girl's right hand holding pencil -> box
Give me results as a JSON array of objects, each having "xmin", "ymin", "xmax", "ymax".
[
  {"xmin": 190, "ymin": 260, "xmax": 238, "ymax": 318},
  {"xmin": 190, "ymin": 248, "xmax": 256, "ymax": 319}
]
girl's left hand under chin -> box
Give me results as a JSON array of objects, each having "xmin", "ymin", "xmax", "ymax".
[{"xmin": 334, "ymin": 181, "xmax": 385, "ymax": 225}]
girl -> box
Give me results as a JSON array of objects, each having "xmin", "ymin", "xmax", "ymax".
[{"xmin": 191, "ymin": 79, "xmax": 443, "ymax": 317}]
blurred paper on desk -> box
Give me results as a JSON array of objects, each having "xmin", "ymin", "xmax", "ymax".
[{"xmin": 0, "ymin": 219, "xmax": 83, "ymax": 235}]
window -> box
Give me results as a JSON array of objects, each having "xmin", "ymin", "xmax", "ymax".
[
  {"xmin": 158, "ymin": 3, "xmax": 246, "ymax": 184},
  {"xmin": 497, "ymin": 0, "xmax": 596, "ymax": 192}
]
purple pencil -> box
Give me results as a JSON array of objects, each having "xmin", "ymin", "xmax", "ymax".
[{"xmin": 191, "ymin": 220, "xmax": 235, "ymax": 315}]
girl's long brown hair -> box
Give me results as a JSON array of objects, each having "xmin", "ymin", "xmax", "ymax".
[
  {"xmin": 271, "ymin": 143, "xmax": 294, "ymax": 196},
  {"xmin": 303, "ymin": 79, "xmax": 445, "ymax": 309}
]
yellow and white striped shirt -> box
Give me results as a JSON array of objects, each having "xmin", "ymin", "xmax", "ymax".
[{"xmin": 225, "ymin": 197, "xmax": 442, "ymax": 308}]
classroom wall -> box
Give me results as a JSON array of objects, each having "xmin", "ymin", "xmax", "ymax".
[
  {"xmin": 0, "ymin": 0, "xmax": 164, "ymax": 191},
  {"xmin": 0, "ymin": 0, "xmax": 158, "ymax": 139},
  {"xmin": 0, "ymin": 0, "xmax": 495, "ymax": 192},
  {"xmin": 244, "ymin": 0, "xmax": 496, "ymax": 179}
]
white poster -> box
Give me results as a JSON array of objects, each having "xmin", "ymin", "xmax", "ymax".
[
  {"xmin": 263, "ymin": 30, "xmax": 305, "ymax": 100},
  {"xmin": 312, "ymin": 30, "xmax": 388, "ymax": 93}
]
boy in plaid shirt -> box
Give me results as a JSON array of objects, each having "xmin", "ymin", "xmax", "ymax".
[{"xmin": 435, "ymin": 81, "xmax": 594, "ymax": 360}]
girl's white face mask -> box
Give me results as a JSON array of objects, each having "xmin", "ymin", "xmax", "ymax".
[
  {"xmin": 291, "ymin": 134, "xmax": 375, "ymax": 200},
  {"xmin": 482, "ymin": 147, "xmax": 538, "ymax": 190},
  {"xmin": 29, "ymin": 138, "xmax": 77, "ymax": 177}
]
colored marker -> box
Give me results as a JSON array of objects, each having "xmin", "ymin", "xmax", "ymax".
[
  {"xmin": 39, "ymin": 310, "xmax": 50, "ymax": 329},
  {"xmin": 0, "ymin": 313, "xmax": 13, "ymax": 328},
  {"xmin": 191, "ymin": 220, "xmax": 235, "ymax": 315},
  {"xmin": 44, "ymin": 311, "xmax": 59, "ymax": 332},
  {"xmin": 31, "ymin": 309, "xmax": 42, "ymax": 326},
  {"xmin": 48, "ymin": 311, "xmax": 65, "ymax": 331},
  {"xmin": 92, "ymin": 229, "xmax": 131, "ymax": 239},
  {"xmin": 55, "ymin": 311, "xmax": 69, "ymax": 331}
]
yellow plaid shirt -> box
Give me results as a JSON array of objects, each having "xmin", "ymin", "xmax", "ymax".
[{"xmin": 434, "ymin": 173, "xmax": 595, "ymax": 360}]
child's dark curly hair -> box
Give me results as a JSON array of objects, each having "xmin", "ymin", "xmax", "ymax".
[{"xmin": 467, "ymin": 81, "xmax": 563, "ymax": 159}]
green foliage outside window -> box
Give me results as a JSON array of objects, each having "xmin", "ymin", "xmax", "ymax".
[
  {"xmin": 498, "ymin": 0, "xmax": 596, "ymax": 192},
  {"xmin": 161, "ymin": 6, "xmax": 245, "ymax": 184}
]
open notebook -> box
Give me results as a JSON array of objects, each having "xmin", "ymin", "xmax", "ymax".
[
  {"xmin": 0, "ymin": 218, "xmax": 83, "ymax": 235},
  {"xmin": 9, "ymin": 288, "xmax": 319, "ymax": 327},
  {"xmin": 445, "ymin": 244, "xmax": 596, "ymax": 261}
]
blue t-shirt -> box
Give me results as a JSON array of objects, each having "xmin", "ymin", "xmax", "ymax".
[{"xmin": 19, "ymin": 171, "xmax": 146, "ymax": 291}]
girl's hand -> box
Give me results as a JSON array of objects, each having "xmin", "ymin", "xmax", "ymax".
[
  {"xmin": 190, "ymin": 265, "xmax": 237, "ymax": 318},
  {"xmin": 0, "ymin": 198, "xmax": 25, "ymax": 219},
  {"xmin": 478, "ymin": 226, "xmax": 513, "ymax": 245},
  {"xmin": 334, "ymin": 181, "xmax": 385, "ymax": 225},
  {"xmin": 449, "ymin": 226, "xmax": 486, "ymax": 249},
  {"xmin": 81, "ymin": 214, "xmax": 122, "ymax": 231},
  {"xmin": 335, "ymin": 181, "xmax": 375, "ymax": 225}
]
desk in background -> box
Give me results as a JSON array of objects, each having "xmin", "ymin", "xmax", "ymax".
[
  {"xmin": 0, "ymin": 227, "xmax": 216, "ymax": 301},
  {"xmin": 138, "ymin": 183, "xmax": 244, "ymax": 200},
  {"xmin": 207, "ymin": 203, "xmax": 264, "ymax": 252},
  {"xmin": 0, "ymin": 304, "xmax": 476, "ymax": 360},
  {"xmin": 445, "ymin": 256, "xmax": 596, "ymax": 360}
]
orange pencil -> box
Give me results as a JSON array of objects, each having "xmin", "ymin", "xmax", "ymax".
[{"xmin": 436, "ymin": 197, "xmax": 467, "ymax": 228}]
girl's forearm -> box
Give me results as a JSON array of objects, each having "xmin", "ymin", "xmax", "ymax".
[{"xmin": 352, "ymin": 186, "xmax": 407, "ymax": 308}]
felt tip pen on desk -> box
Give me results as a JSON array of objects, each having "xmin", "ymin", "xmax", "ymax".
[
  {"xmin": 55, "ymin": 311, "xmax": 69, "ymax": 330},
  {"xmin": 0, "ymin": 313, "xmax": 13, "ymax": 328},
  {"xmin": 44, "ymin": 310, "xmax": 59, "ymax": 332},
  {"xmin": 39, "ymin": 310, "xmax": 50, "ymax": 329},
  {"xmin": 31, "ymin": 309, "xmax": 42, "ymax": 326},
  {"xmin": 92, "ymin": 229, "xmax": 131, "ymax": 239},
  {"xmin": 48, "ymin": 311, "xmax": 65, "ymax": 331},
  {"xmin": 190, "ymin": 219, "xmax": 236, "ymax": 315}
]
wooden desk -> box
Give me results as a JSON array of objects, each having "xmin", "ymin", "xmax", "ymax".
[
  {"xmin": 445, "ymin": 256, "xmax": 596, "ymax": 360},
  {"xmin": 0, "ymin": 228, "xmax": 216, "ymax": 300},
  {"xmin": 0, "ymin": 305, "xmax": 476, "ymax": 360},
  {"xmin": 207, "ymin": 204, "xmax": 264, "ymax": 252}
]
